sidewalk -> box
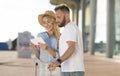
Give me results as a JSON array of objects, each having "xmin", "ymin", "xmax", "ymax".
[
  {"xmin": 0, "ymin": 51, "xmax": 35, "ymax": 76},
  {"xmin": 0, "ymin": 51, "xmax": 120, "ymax": 76},
  {"xmin": 84, "ymin": 52, "xmax": 120, "ymax": 76}
]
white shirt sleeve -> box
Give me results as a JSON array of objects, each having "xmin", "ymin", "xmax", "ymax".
[{"xmin": 65, "ymin": 25, "xmax": 77, "ymax": 42}]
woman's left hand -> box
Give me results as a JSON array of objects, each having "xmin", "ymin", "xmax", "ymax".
[{"xmin": 38, "ymin": 42, "xmax": 47, "ymax": 50}]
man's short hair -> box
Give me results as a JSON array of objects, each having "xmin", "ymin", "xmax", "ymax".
[{"xmin": 54, "ymin": 4, "xmax": 70, "ymax": 13}]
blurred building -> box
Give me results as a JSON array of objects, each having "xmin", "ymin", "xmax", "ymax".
[
  {"xmin": 115, "ymin": 0, "xmax": 120, "ymax": 55},
  {"xmin": 50, "ymin": 0, "xmax": 120, "ymax": 58},
  {"xmin": 0, "ymin": 42, "xmax": 8, "ymax": 50}
]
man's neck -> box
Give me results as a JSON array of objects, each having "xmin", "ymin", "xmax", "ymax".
[{"xmin": 64, "ymin": 19, "xmax": 70, "ymax": 27}]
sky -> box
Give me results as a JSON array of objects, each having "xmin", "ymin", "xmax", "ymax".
[
  {"xmin": 0, "ymin": 0, "xmax": 107, "ymax": 43},
  {"xmin": 0, "ymin": 0, "xmax": 55, "ymax": 42}
]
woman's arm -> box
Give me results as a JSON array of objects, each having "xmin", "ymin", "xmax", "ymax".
[
  {"xmin": 38, "ymin": 42, "xmax": 56, "ymax": 58},
  {"xmin": 30, "ymin": 42, "xmax": 40, "ymax": 59},
  {"xmin": 46, "ymin": 46, "xmax": 56, "ymax": 58}
]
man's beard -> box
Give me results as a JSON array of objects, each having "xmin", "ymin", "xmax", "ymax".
[{"xmin": 59, "ymin": 16, "xmax": 66, "ymax": 27}]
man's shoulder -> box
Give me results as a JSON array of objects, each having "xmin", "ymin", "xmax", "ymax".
[{"xmin": 66, "ymin": 22, "xmax": 77, "ymax": 28}]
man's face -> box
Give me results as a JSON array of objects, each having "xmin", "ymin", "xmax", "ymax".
[{"xmin": 55, "ymin": 10, "xmax": 66, "ymax": 27}]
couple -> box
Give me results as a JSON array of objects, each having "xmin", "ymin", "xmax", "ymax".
[{"xmin": 30, "ymin": 4, "xmax": 85, "ymax": 76}]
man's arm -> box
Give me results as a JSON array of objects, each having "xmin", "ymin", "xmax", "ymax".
[
  {"xmin": 60, "ymin": 41, "xmax": 75, "ymax": 62},
  {"xmin": 48, "ymin": 41, "xmax": 76, "ymax": 71}
]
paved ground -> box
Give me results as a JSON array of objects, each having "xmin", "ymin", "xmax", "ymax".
[
  {"xmin": 0, "ymin": 50, "xmax": 120, "ymax": 76},
  {"xmin": 84, "ymin": 53, "xmax": 120, "ymax": 76},
  {"xmin": 0, "ymin": 51, "xmax": 35, "ymax": 76}
]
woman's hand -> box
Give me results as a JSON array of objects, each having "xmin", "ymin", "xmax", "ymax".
[
  {"xmin": 29, "ymin": 42, "xmax": 38, "ymax": 51},
  {"xmin": 38, "ymin": 42, "xmax": 47, "ymax": 50}
]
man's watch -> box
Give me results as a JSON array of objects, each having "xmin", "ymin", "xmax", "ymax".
[{"xmin": 57, "ymin": 58, "xmax": 62, "ymax": 64}]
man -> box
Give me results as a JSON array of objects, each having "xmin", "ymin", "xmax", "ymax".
[{"xmin": 48, "ymin": 4, "xmax": 85, "ymax": 76}]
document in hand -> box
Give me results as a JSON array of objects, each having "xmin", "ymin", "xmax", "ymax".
[{"xmin": 30, "ymin": 37, "xmax": 45, "ymax": 45}]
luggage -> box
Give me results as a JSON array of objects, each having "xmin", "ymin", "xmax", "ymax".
[
  {"xmin": 34, "ymin": 56, "xmax": 39, "ymax": 76},
  {"xmin": 35, "ymin": 62, "xmax": 39, "ymax": 76}
]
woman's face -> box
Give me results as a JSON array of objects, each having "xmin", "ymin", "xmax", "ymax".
[{"xmin": 42, "ymin": 16, "xmax": 53, "ymax": 32}]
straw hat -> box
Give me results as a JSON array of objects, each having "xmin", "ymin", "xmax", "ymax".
[{"xmin": 38, "ymin": 10, "xmax": 55, "ymax": 26}]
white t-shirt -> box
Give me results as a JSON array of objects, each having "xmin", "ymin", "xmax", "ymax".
[{"xmin": 59, "ymin": 22, "xmax": 85, "ymax": 72}]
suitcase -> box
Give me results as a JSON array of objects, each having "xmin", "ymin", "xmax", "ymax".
[
  {"xmin": 34, "ymin": 56, "xmax": 39, "ymax": 76},
  {"xmin": 35, "ymin": 62, "xmax": 39, "ymax": 76}
]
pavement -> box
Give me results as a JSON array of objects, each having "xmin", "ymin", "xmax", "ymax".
[
  {"xmin": 84, "ymin": 53, "xmax": 120, "ymax": 76},
  {"xmin": 0, "ymin": 50, "xmax": 120, "ymax": 76}
]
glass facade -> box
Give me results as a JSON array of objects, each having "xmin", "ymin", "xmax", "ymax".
[{"xmin": 115, "ymin": 0, "xmax": 120, "ymax": 55}]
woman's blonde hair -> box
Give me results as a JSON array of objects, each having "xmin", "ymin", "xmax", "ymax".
[{"xmin": 44, "ymin": 15, "xmax": 60, "ymax": 44}]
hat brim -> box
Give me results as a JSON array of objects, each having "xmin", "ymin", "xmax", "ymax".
[
  {"xmin": 38, "ymin": 14, "xmax": 45, "ymax": 26},
  {"xmin": 38, "ymin": 14, "xmax": 55, "ymax": 26}
]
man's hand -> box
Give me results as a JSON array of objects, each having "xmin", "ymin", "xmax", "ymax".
[{"xmin": 48, "ymin": 61, "xmax": 60, "ymax": 71}]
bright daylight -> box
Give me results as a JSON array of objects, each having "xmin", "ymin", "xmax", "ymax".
[
  {"xmin": 0, "ymin": 0, "xmax": 120, "ymax": 76},
  {"xmin": 0, "ymin": 0, "xmax": 106, "ymax": 43}
]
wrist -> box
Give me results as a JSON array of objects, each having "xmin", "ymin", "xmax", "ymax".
[
  {"xmin": 57, "ymin": 58, "xmax": 62, "ymax": 64},
  {"xmin": 45, "ymin": 45, "xmax": 48, "ymax": 50}
]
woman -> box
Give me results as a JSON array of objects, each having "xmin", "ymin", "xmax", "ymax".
[{"xmin": 30, "ymin": 10, "xmax": 61, "ymax": 76}]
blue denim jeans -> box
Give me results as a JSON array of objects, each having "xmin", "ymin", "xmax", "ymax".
[{"xmin": 62, "ymin": 71, "xmax": 84, "ymax": 76}]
